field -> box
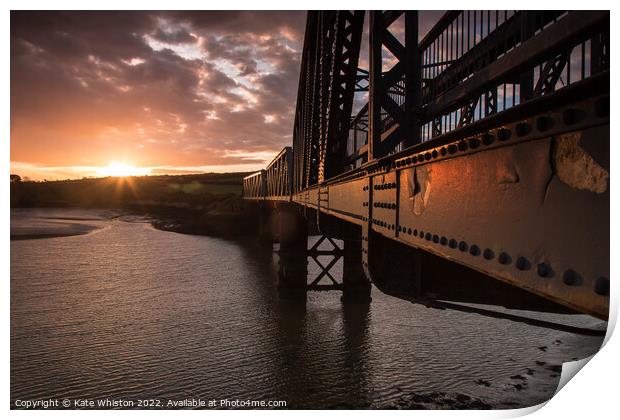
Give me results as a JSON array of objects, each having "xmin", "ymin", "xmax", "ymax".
[{"xmin": 10, "ymin": 172, "xmax": 251, "ymax": 210}]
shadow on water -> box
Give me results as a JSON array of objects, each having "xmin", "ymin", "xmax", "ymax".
[
  {"xmin": 235, "ymin": 238, "xmax": 373, "ymax": 409},
  {"xmin": 338, "ymin": 303, "xmax": 372, "ymax": 409}
]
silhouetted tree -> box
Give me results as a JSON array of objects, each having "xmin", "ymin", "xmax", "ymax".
[{"xmin": 10, "ymin": 174, "xmax": 21, "ymax": 183}]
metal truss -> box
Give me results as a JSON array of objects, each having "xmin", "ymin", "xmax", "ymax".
[
  {"xmin": 244, "ymin": 10, "xmax": 610, "ymax": 319},
  {"xmin": 307, "ymin": 235, "xmax": 344, "ymax": 290},
  {"xmin": 368, "ymin": 11, "xmax": 420, "ymax": 159},
  {"xmin": 534, "ymin": 52, "xmax": 568, "ymax": 96},
  {"xmin": 292, "ymin": 11, "xmax": 364, "ymax": 190},
  {"xmin": 319, "ymin": 11, "xmax": 365, "ymax": 182},
  {"xmin": 458, "ymin": 97, "xmax": 479, "ymax": 127}
]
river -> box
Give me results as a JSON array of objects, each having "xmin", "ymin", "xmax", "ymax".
[{"xmin": 10, "ymin": 208, "xmax": 606, "ymax": 409}]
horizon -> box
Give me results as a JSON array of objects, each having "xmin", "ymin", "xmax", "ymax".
[{"xmin": 10, "ymin": 168, "xmax": 255, "ymax": 182}]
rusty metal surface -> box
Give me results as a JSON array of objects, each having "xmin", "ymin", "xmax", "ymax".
[
  {"xmin": 392, "ymin": 125, "xmax": 608, "ymax": 318},
  {"xmin": 278, "ymin": 92, "xmax": 609, "ymax": 318}
]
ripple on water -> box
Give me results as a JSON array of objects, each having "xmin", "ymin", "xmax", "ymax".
[{"xmin": 11, "ymin": 209, "xmax": 606, "ymax": 409}]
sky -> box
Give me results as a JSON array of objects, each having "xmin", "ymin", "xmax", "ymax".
[{"xmin": 10, "ymin": 11, "xmax": 443, "ymax": 180}]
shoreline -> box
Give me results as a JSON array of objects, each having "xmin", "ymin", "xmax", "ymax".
[
  {"xmin": 10, "ymin": 206, "xmax": 258, "ymax": 241},
  {"xmin": 11, "ymin": 231, "xmax": 98, "ymax": 241}
]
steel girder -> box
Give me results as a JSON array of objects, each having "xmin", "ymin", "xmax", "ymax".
[
  {"xmin": 292, "ymin": 11, "xmax": 364, "ymax": 191},
  {"xmin": 292, "ymin": 12, "xmax": 321, "ymax": 192},
  {"xmin": 244, "ymin": 11, "xmax": 610, "ymax": 320},
  {"xmin": 318, "ymin": 11, "xmax": 364, "ymax": 182},
  {"xmin": 368, "ymin": 11, "xmax": 421, "ymax": 160},
  {"xmin": 291, "ymin": 81, "xmax": 609, "ymax": 319}
]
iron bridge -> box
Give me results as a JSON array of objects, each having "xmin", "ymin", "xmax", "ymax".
[{"xmin": 242, "ymin": 10, "xmax": 610, "ymax": 320}]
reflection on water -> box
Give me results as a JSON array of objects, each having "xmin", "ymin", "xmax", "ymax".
[{"xmin": 10, "ymin": 209, "xmax": 606, "ymax": 409}]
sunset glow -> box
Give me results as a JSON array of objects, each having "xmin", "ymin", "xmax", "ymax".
[
  {"xmin": 10, "ymin": 11, "xmax": 443, "ymax": 181},
  {"xmin": 97, "ymin": 162, "xmax": 151, "ymax": 177}
]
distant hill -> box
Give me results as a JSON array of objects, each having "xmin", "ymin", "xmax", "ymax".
[{"xmin": 10, "ymin": 172, "xmax": 252, "ymax": 210}]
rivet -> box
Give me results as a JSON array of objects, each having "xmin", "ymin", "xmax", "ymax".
[
  {"xmin": 440, "ymin": 147, "xmax": 447, "ymax": 156},
  {"xmin": 516, "ymin": 256, "xmax": 530, "ymax": 271},
  {"xmin": 497, "ymin": 128, "xmax": 511, "ymax": 141},
  {"xmin": 536, "ymin": 116, "xmax": 553, "ymax": 132},
  {"xmin": 432, "ymin": 234, "xmax": 439, "ymax": 243},
  {"xmin": 483, "ymin": 248, "xmax": 494, "ymax": 260},
  {"xmin": 563, "ymin": 108, "xmax": 579, "ymax": 125},
  {"xmin": 515, "ymin": 122, "xmax": 531, "ymax": 137},
  {"xmin": 498, "ymin": 252, "xmax": 511, "ymax": 265},
  {"xmin": 470, "ymin": 245, "xmax": 480, "ymax": 256},
  {"xmin": 563, "ymin": 269, "xmax": 582, "ymax": 286},
  {"xmin": 482, "ymin": 134, "xmax": 495, "ymax": 145},
  {"xmin": 448, "ymin": 144, "xmax": 457, "ymax": 154},
  {"xmin": 537, "ymin": 262, "xmax": 551, "ymax": 277},
  {"xmin": 594, "ymin": 277, "xmax": 610, "ymax": 296},
  {"xmin": 440, "ymin": 236, "xmax": 447, "ymax": 246},
  {"xmin": 469, "ymin": 138, "xmax": 481, "ymax": 149},
  {"xmin": 448, "ymin": 239, "xmax": 457, "ymax": 248},
  {"xmin": 458, "ymin": 241, "xmax": 468, "ymax": 252}
]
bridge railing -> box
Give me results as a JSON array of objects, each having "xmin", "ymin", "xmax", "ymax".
[
  {"xmin": 418, "ymin": 10, "xmax": 609, "ymax": 141},
  {"xmin": 242, "ymin": 170, "xmax": 266, "ymax": 199},
  {"xmin": 265, "ymin": 147, "xmax": 293, "ymax": 199},
  {"xmin": 242, "ymin": 147, "xmax": 294, "ymax": 200},
  {"xmin": 263, "ymin": 11, "xmax": 608, "ymax": 196},
  {"xmin": 344, "ymin": 10, "xmax": 609, "ymax": 161}
]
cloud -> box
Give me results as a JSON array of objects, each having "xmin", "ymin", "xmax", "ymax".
[
  {"xmin": 10, "ymin": 11, "xmax": 444, "ymax": 180},
  {"xmin": 11, "ymin": 10, "xmax": 306, "ymax": 178}
]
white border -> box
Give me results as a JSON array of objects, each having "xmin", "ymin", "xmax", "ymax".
[{"xmin": 3, "ymin": 2, "xmax": 618, "ymax": 419}]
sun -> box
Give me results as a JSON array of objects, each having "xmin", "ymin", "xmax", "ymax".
[{"xmin": 98, "ymin": 161, "xmax": 150, "ymax": 177}]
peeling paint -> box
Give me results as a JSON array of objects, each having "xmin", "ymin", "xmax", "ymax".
[
  {"xmin": 497, "ymin": 164, "xmax": 520, "ymax": 184},
  {"xmin": 408, "ymin": 166, "xmax": 432, "ymax": 215},
  {"xmin": 552, "ymin": 132, "xmax": 608, "ymax": 194}
]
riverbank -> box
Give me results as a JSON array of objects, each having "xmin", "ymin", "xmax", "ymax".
[
  {"xmin": 10, "ymin": 172, "xmax": 258, "ymax": 240},
  {"xmin": 10, "ymin": 204, "xmax": 259, "ymax": 241},
  {"xmin": 142, "ymin": 199, "xmax": 259, "ymax": 237},
  {"xmin": 10, "ymin": 208, "xmax": 115, "ymax": 241}
]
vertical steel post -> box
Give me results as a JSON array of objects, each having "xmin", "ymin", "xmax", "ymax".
[
  {"xmin": 403, "ymin": 11, "xmax": 421, "ymax": 148},
  {"xmin": 368, "ymin": 11, "xmax": 383, "ymax": 162}
]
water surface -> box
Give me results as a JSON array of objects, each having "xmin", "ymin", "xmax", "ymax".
[{"xmin": 10, "ymin": 209, "xmax": 606, "ymax": 409}]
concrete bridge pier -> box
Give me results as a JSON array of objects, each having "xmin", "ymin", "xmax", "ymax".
[
  {"xmin": 341, "ymin": 238, "xmax": 372, "ymax": 303},
  {"xmin": 258, "ymin": 204, "xmax": 275, "ymax": 243},
  {"xmin": 276, "ymin": 207, "xmax": 308, "ymax": 300}
]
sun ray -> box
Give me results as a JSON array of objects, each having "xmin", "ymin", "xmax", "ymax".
[{"xmin": 97, "ymin": 161, "xmax": 151, "ymax": 178}]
